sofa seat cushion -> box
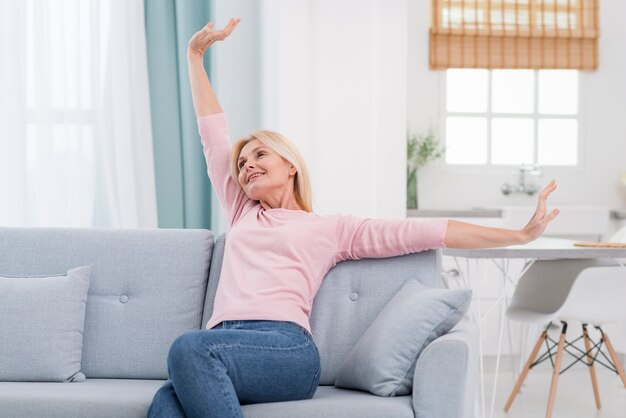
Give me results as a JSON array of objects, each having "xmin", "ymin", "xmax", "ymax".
[
  {"xmin": 242, "ymin": 386, "xmax": 414, "ymax": 418},
  {"xmin": 0, "ymin": 379, "xmax": 164, "ymax": 418},
  {"xmin": 0, "ymin": 382, "xmax": 413, "ymax": 418}
]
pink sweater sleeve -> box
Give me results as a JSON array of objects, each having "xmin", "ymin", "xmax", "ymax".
[
  {"xmin": 197, "ymin": 113, "xmax": 250, "ymax": 225},
  {"xmin": 334, "ymin": 215, "xmax": 449, "ymax": 262}
]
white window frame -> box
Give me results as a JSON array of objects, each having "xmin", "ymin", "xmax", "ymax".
[{"xmin": 438, "ymin": 69, "xmax": 587, "ymax": 174}]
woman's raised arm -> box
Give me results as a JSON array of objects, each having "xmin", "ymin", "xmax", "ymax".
[
  {"xmin": 189, "ymin": 18, "xmax": 251, "ymax": 225},
  {"xmin": 444, "ymin": 180, "xmax": 560, "ymax": 249},
  {"xmin": 187, "ymin": 19, "xmax": 240, "ymax": 118}
]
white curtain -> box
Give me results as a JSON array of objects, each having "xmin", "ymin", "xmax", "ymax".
[{"xmin": 0, "ymin": 0, "xmax": 157, "ymax": 228}]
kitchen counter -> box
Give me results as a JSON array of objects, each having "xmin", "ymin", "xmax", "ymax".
[
  {"xmin": 407, "ymin": 209, "xmax": 503, "ymax": 218},
  {"xmin": 409, "ymin": 208, "xmax": 626, "ymax": 219}
]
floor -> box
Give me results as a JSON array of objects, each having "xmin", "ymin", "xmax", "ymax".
[{"xmin": 481, "ymin": 356, "xmax": 626, "ymax": 418}]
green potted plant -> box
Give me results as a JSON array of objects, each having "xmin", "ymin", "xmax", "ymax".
[{"xmin": 407, "ymin": 129, "xmax": 445, "ymax": 209}]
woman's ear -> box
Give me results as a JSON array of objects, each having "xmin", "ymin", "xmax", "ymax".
[{"xmin": 289, "ymin": 165, "xmax": 297, "ymax": 176}]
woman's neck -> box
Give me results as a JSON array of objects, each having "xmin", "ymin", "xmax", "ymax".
[{"xmin": 260, "ymin": 199, "xmax": 302, "ymax": 211}]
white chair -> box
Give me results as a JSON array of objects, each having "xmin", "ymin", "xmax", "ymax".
[{"xmin": 503, "ymin": 259, "xmax": 626, "ymax": 418}]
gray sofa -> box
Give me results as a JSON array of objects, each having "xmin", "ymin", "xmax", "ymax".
[{"xmin": 0, "ymin": 227, "xmax": 478, "ymax": 418}]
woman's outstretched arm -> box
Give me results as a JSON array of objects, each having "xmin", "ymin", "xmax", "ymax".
[
  {"xmin": 187, "ymin": 19, "xmax": 240, "ymax": 117},
  {"xmin": 444, "ymin": 180, "xmax": 560, "ymax": 249},
  {"xmin": 333, "ymin": 180, "xmax": 559, "ymax": 262}
]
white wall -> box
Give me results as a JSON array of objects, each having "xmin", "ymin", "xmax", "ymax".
[{"xmin": 409, "ymin": 0, "xmax": 626, "ymax": 211}]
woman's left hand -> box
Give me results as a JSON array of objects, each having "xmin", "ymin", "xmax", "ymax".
[
  {"xmin": 521, "ymin": 179, "xmax": 560, "ymax": 243},
  {"xmin": 188, "ymin": 18, "xmax": 241, "ymax": 57}
]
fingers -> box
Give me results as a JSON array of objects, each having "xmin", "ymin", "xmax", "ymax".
[
  {"xmin": 537, "ymin": 208, "xmax": 559, "ymax": 231},
  {"xmin": 194, "ymin": 22, "xmax": 213, "ymax": 43},
  {"xmin": 217, "ymin": 18, "xmax": 240, "ymax": 40},
  {"xmin": 525, "ymin": 203, "xmax": 559, "ymax": 242},
  {"xmin": 199, "ymin": 22, "xmax": 214, "ymax": 37},
  {"xmin": 535, "ymin": 179, "xmax": 557, "ymax": 212},
  {"xmin": 528, "ymin": 208, "xmax": 559, "ymax": 239},
  {"xmin": 546, "ymin": 208, "xmax": 560, "ymax": 221},
  {"xmin": 198, "ymin": 18, "xmax": 240, "ymax": 43},
  {"xmin": 224, "ymin": 17, "xmax": 241, "ymax": 34},
  {"xmin": 528, "ymin": 179, "xmax": 558, "ymax": 227},
  {"xmin": 539, "ymin": 179, "xmax": 557, "ymax": 199}
]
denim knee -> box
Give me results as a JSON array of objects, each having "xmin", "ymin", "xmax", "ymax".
[{"xmin": 167, "ymin": 332, "xmax": 202, "ymax": 372}]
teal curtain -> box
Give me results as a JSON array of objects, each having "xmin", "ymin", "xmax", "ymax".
[{"xmin": 145, "ymin": 0, "xmax": 213, "ymax": 228}]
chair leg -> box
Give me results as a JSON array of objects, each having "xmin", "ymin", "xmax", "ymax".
[
  {"xmin": 503, "ymin": 330, "xmax": 547, "ymax": 412},
  {"xmin": 546, "ymin": 322, "xmax": 567, "ymax": 418},
  {"xmin": 601, "ymin": 329, "xmax": 626, "ymax": 388},
  {"xmin": 582, "ymin": 324, "xmax": 601, "ymax": 409}
]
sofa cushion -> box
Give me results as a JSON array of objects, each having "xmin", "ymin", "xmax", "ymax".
[
  {"xmin": 0, "ymin": 379, "xmax": 164, "ymax": 418},
  {"xmin": 334, "ymin": 279, "xmax": 471, "ymax": 396},
  {"xmin": 202, "ymin": 233, "xmax": 226, "ymax": 327},
  {"xmin": 242, "ymin": 386, "xmax": 413, "ymax": 418},
  {"xmin": 0, "ymin": 266, "xmax": 90, "ymax": 382},
  {"xmin": 0, "ymin": 381, "xmax": 412, "ymax": 418}
]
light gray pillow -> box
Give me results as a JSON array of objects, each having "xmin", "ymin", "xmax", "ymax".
[
  {"xmin": 335, "ymin": 279, "xmax": 471, "ymax": 396},
  {"xmin": 0, "ymin": 266, "xmax": 91, "ymax": 382}
]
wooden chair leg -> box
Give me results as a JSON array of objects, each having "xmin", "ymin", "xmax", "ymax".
[
  {"xmin": 601, "ymin": 329, "xmax": 626, "ymax": 388},
  {"xmin": 504, "ymin": 330, "xmax": 547, "ymax": 412},
  {"xmin": 583, "ymin": 324, "xmax": 601, "ymax": 409},
  {"xmin": 546, "ymin": 323, "xmax": 567, "ymax": 418}
]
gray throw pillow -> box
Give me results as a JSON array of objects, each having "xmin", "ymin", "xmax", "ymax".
[
  {"xmin": 0, "ymin": 266, "xmax": 91, "ymax": 382},
  {"xmin": 335, "ymin": 279, "xmax": 471, "ymax": 396}
]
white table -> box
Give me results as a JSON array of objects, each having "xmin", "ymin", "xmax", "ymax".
[{"xmin": 443, "ymin": 238, "xmax": 626, "ymax": 418}]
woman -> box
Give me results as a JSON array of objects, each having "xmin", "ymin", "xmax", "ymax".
[{"xmin": 148, "ymin": 19, "xmax": 559, "ymax": 418}]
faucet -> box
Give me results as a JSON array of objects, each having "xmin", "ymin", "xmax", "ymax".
[{"xmin": 501, "ymin": 164, "xmax": 542, "ymax": 196}]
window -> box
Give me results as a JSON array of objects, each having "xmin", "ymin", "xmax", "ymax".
[
  {"xmin": 1, "ymin": 0, "xmax": 154, "ymax": 228},
  {"xmin": 444, "ymin": 69, "xmax": 579, "ymax": 167},
  {"xmin": 18, "ymin": 0, "xmax": 106, "ymax": 226}
]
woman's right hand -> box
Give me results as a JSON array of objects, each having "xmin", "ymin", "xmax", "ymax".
[{"xmin": 188, "ymin": 18, "xmax": 241, "ymax": 58}]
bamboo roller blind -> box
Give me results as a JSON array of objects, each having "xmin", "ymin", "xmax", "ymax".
[{"xmin": 430, "ymin": 0, "xmax": 599, "ymax": 69}]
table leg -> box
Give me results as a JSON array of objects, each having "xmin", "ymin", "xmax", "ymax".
[{"xmin": 489, "ymin": 258, "xmax": 507, "ymax": 418}]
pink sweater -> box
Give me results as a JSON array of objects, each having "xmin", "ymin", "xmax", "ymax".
[{"xmin": 199, "ymin": 113, "xmax": 449, "ymax": 333}]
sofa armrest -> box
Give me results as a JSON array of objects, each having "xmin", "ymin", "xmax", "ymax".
[{"xmin": 412, "ymin": 318, "xmax": 478, "ymax": 418}]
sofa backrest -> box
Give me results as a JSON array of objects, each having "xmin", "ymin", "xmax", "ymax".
[
  {"xmin": 311, "ymin": 250, "xmax": 442, "ymax": 385},
  {"xmin": 202, "ymin": 233, "xmax": 442, "ymax": 386},
  {"xmin": 0, "ymin": 227, "xmax": 213, "ymax": 380}
]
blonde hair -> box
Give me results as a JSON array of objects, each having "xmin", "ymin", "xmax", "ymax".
[{"xmin": 230, "ymin": 130, "xmax": 313, "ymax": 213}]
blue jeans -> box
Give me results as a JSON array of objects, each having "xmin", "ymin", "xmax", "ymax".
[{"xmin": 148, "ymin": 320, "xmax": 321, "ymax": 418}]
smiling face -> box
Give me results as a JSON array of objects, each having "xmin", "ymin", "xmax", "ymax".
[{"xmin": 236, "ymin": 139, "xmax": 297, "ymax": 202}]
